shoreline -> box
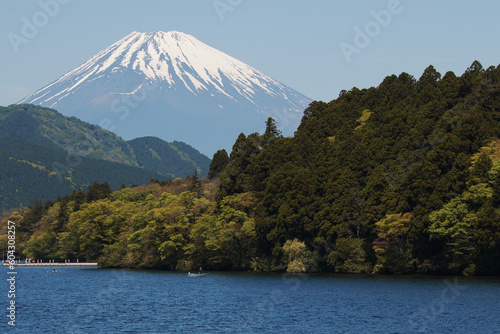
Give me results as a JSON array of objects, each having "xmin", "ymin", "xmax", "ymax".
[{"xmin": 2, "ymin": 262, "xmax": 98, "ymax": 267}]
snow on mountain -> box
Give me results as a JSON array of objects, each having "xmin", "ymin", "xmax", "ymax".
[{"xmin": 19, "ymin": 31, "xmax": 312, "ymax": 155}]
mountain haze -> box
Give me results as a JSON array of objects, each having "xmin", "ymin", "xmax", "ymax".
[{"xmin": 19, "ymin": 31, "xmax": 312, "ymax": 155}]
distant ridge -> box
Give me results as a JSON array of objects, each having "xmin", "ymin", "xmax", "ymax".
[
  {"xmin": 0, "ymin": 104, "xmax": 210, "ymax": 178},
  {"xmin": 128, "ymin": 136, "xmax": 211, "ymax": 179},
  {"xmin": 0, "ymin": 104, "xmax": 211, "ymax": 211}
]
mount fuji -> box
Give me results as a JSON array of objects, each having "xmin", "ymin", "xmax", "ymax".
[{"xmin": 19, "ymin": 31, "xmax": 312, "ymax": 155}]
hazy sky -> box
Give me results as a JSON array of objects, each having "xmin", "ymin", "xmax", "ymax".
[{"xmin": 1, "ymin": 0, "xmax": 499, "ymax": 107}]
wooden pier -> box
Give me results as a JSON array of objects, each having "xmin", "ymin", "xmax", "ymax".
[{"xmin": 2, "ymin": 262, "xmax": 98, "ymax": 267}]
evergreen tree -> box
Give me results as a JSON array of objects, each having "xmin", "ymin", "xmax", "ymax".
[
  {"xmin": 188, "ymin": 169, "xmax": 203, "ymax": 197},
  {"xmin": 208, "ymin": 149, "xmax": 229, "ymax": 179},
  {"xmin": 263, "ymin": 117, "xmax": 282, "ymax": 145},
  {"xmin": 86, "ymin": 182, "xmax": 112, "ymax": 202}
]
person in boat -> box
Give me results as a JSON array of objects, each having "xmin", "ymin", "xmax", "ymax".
[
  {"xmin": 52, "ymin": 268, "xmax": 57, "ymax": 273},
  {"xmin": 198, "ymin": 267, "xmax": 203, "ymax": 274}
]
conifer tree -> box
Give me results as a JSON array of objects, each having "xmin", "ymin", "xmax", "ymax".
[
  {"xmin": 263, "ymin": 117, "xmax": 282, "ymax": 145},
  {"xmin": 188, "ymin": 169, "xmax": 203, "ymax": 197},
  {"xmin": 208, "ymin": 149, "xmax": 229, "ymax": 179}
]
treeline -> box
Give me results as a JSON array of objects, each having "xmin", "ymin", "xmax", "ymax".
[
  {"xmin": 2, "ymin": 61, "xmax": 500, "ymax": 275},
  {"xmin": 0, "ymin": 178, "xmax": 260, "ymax": 271}
]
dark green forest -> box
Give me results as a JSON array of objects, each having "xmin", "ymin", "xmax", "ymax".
[
  {"xmin": 0, "ymin": 105, "xmax": 210, "ymax": 211},
  {"xmin": 0, "ymin": 137, "xmax": 163, "ymax": 211},
  {"xmin": 0, "ymin": 104, "xmax": 210, "ymax": 179},
  {"xmin": 128, "ymin": 136, "xmax": 211, "ymax": 179},
  {"xmin": 3, "ymin": 62, "xmax": 500, "ymax": 275}
]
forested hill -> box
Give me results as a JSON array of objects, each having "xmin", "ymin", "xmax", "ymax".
[
  {"xmin": 128, "ymin": 137, "xmax": 211, "ymax": 180},
  {"xmin": 215, "ymin": 61, "xmax": 500, "ymax": 275},
  {"xmin": 3, "ymin": 61, "xmax": 500, "ymax": 275},
  {"xmin": 0, "ymin": 137, "xmax": 163, "ymax": 211},
  {"xmin": 0, "ymin": 104, "xmax": 210, "ymax": 210},
  {"xmin": 0, "ymin": 104, "xmax": 210, "ymax": 179}
]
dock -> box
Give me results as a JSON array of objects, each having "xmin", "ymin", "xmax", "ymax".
[{"xmin": 2, "ymin": 262, "xmax": 98, "ymax": 267}]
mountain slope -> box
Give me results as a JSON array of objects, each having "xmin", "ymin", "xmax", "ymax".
[
  {"xmin": 0, "ymin": 104, "xmax": 210, "ymax": 178},
  {"xmin": 18, "ymin": 31, "xmax": 312, "ymax": 155},
  {"xmin": 128, "ymin": 137, "xmax": 211, "ymax": 179},
  {"xmin": 0, "ymin": 104, "xmax": 138, "ymax": 165},
  {"xmin": 0, "ymin": 137, "xmax": 164, "ymax": 212}
]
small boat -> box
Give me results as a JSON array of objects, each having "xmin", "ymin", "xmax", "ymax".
[{"xmin": 187, "ymin": 272, "xmax": 206, "ymax": 277}]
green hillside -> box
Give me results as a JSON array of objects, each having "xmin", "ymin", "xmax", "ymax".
[
  {"xmin": 0, "ymin": 138, "xmax": 163, "ymax": 211},
  {"xmin": 0, "ymin": 104, "xmax": 138, "ymax": 165},
  {"xmin": 214, "ymin": 61, "xmax": 500, "ymax": 275},
  {"xmin": 0, "ymin": 104, "xmax": 210, "ymax": 178},
  {"xmin": 128, "ymin": 137, "xmax": 211, "ymax": 178},
  {"xmin": 0, "ymin": 104, "xmax": 210, "ymax": 210}
]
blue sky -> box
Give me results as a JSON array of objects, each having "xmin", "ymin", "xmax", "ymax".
[{"xmin": 1, "ymin": 0, "xmax": 499, "ymax": 107}]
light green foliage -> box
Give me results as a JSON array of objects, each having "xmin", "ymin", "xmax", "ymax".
[
  {"xmin": 62, "ymin": 200, "xmax": 135, "ymax": 261},
  {"xmin": 283, "ymin": 239, "xmax": 306, "ymax": 261},
  {"xmin": 428, "ymin": 158, "xmax": 498, "ymax": 274},
  {"xmin": 373, "ymin": 213, "xmax": 414, "ymax": 274},
  {"xmin": 282, "ymin": 238, "xmax": 316, "ymax": 273},
  {"xmin": 287, "ymin": 260, "xmax": 306, "ymax": 273},
  {"xmin": 354, "ymin": 109, "xmax": 373, "ymax": 131},
  {"xmin": 186, "ymin": 193, "xmax": 256, "ymax": 270},
  {"xmin": 24, "ymin": 232, "xmax": 58, "ymax": 259},
  {"xmin": 429, "ymin": 197, "xmax": 476, "ymax": 273}
]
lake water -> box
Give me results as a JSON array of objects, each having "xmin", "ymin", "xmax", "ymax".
[{"xmin": 2, "ymin": 267, "xmax": 499, "ymax": 333}]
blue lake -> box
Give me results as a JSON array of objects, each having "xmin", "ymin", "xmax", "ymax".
[{"xmin": 2, "ymin": 267, "xmax": 500, "ymax": 333}]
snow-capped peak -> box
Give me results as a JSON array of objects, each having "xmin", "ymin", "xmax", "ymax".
[
  {"xmin": 29, "ymin": 31, "xmax": 284, "ymax": 104},
  {"xmin": 19, "ymin": 30, "xmax": 311, "ymax": 155}
]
